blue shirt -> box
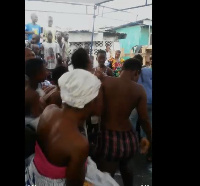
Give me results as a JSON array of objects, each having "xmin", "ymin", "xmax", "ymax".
[
  {"xmin": 138, "ymin": 67, "xmax": 152, "ymax": 105},
  {"xmin": 25, "ymin": 23, "xmax": 41, "ymax": 41}
]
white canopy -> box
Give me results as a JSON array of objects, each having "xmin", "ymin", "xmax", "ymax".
[
  {"xmin": 25, "ymin": 0, "xmax": 152, "ymax": 54},
  {"xmin": 26, "ymin": 0, "xmax": 113, "ymax": 5}
]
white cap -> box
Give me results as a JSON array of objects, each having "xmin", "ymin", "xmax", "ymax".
[{"xmin": 58, "ymin": 69, "xmax": 101, "ymax": 109}]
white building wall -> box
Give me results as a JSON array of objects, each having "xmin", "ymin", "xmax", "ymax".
[{"xmin": 68, "ymin": 32, "xmax": 120, "ymax": 67}]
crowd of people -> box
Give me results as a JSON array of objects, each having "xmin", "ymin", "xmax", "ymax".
[{"xmin": 25, "ymin": 13, "xmax": 152, "ymax": 186}]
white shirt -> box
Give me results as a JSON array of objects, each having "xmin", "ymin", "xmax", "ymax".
[{"xmin": 42, "ymin": 42, "xmax": 60, "ymax": 69}]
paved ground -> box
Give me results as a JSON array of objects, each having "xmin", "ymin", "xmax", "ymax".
[{"xmin": 114, "ymin": 153, "xmax": 152, "ymax": 186}]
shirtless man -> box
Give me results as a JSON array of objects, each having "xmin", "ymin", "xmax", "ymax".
[
  {"xmin": 25, "ymin": 58, "xmax": 47, "ymax": 117},
  {"xmin": 25, "ymin": 47, "xmax": 35, "ymax": 62},
  {"xmin": 25, "ymin": 69, "xmax": 103, "ymax": 186},
  {"xmin": 95, "ymin": 58, "xmax": 152, "ymax": 186},
  {"xmin": 93, "ymin": 50, "xmax": 113, "ymax": 77}
]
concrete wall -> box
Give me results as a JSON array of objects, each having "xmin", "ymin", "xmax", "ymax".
[
  {"xmin": 68, "ymin": 32, "xmax": 103, "ymax": 42},
  {"xmin": 115, "ymin": 25, "xmax": 152, "ymax": 60},
  {"xmin": 115, "ymin": 25, "xmax": 141, "ymax": 54},
  {"xmin": 140, "ymin": 26, "xmax": 152, "ymax": 45},
  {"xmin": 67, "ymin": 32, "xmax": 120, "ymax": 67}
]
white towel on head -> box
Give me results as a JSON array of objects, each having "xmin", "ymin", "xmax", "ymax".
[{"xmin": 58, "ymin": 69, "xmax": 101, "ymax": 109}]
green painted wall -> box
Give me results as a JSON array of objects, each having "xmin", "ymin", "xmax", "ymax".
[
  {"xmin": 116, "ymin": 26, "xmax": 141, "ymax": 54},
  {"xmin": 115, "ymin": 25, "xmax": 152, "ymax": 60},
  {"xmin": 140, "ymin": 26, "xmax": 152, "ymax": 45}
]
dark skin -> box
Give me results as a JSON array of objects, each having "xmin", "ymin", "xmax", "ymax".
[
  {"xmin": 31, "ymin": 44, "xmax": 40, "ymax": 56},
  {"xmin": 48, "ymin": 17, "xmax": 53, "ymax": 27},
  {"xmin": 101, "ymin": 70, "xmax": 151, "ymax": 139},
  {"xmin": 41, "ymin": 86, "xmax": 62, "ymax": 108},
  {"xmin": 106, "ymin": 45, "xmax": 110, "ymax": 53},
  {"xmin": 31, "ymin": 34, "xmax": 40, "ymax": 44},
  {"xmin": 56, "ymin": 32, "xmax": 63, "ymax": 47},
  {"xmin": 28, "ymin": 66, "xmax": 46, "ymax": 90},
  {"xmin": 94, "ymin": 53, "xmax": 113, "ymax": 77},
  {"xmin": 96, "ymin": 70, "xmax": 151, "ymax": 185},
  {"xmin": 63, "ymin": 32, "xmax": 70, "ymax": 63},
  {"xmin": 37, "ymin": 86, "xmax": 103, "ymax": 186},
  {"xmin": 25, "ymin": 48, "xmax": 35, "ymax": 62},
  {"xmin": 25, "ymin": 14, "xmax": 38, "ymax": 35},
  {"xmin": 25, "ymin": 78, "xmax": 42, "ymax": 117},
  {"xmin": 115, "ymin": 51, "xmax": 121, "ymax": 61},
  {"xmin": 41, "ymin": 32, "xmax": 60, "ymax": 59}
]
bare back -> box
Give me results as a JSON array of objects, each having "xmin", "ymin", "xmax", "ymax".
[
  {"xmin": 37, "ymin": 105, "xmax": 88, "ymax": 167},
  {"xmin": 101, "ymin": 76, "xmax": 143, "ymax": 131}
]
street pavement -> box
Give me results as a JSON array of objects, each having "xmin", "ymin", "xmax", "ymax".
[{"xmin": 114, "ymin": 153, "xmax": 152, "ymax": 186}]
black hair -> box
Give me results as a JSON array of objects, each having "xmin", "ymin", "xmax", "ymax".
[
  {"xmin": 25, "ymin": 58, "xmax": 44, "ymax": 79},
  {"xmin": 122, "ymin": 58, "xmax": 142, "ymax": 73},
  {"xmin": 56, "ymin": 31, "xmax": 64, "ymax": 37},
  {"xmin": 97, "ymin": 49, "xmax": 106, "ymax": 56},
  {"xmin": 52, "ymin": 66, "xmax": 68, "ymax": 85},
  {"xmin": 71, "ymin": 48, "xmax": 90, "ymax": 70},
  {"xmin": 133, "ymin": 54, "xmax": 143, "ymax": 65},
  {"xmin": 47, "ymin": 31, "xmax": 53, "ymax": 36},
  {"xmin": 115, "ymin": 50, "xmax": 121, "ymax": 53}
]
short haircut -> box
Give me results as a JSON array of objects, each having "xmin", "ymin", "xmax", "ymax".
[
  {"xmin": 63, "ymin": 31, "xmax": 69, "ymax": 35},
  {"xmin": 97, "ymin": 49, "xmax": 106, "ymax": 56},
  {"xmin": 31, "ymin": 13, "xmax": 37, "ymax": 18},
  {"xmin": 56, "ymin": 31, "xmax": 63, "ymax": 37},
  {"xmin": 122, "ymin": 58, "xmax": 142, "ymax": 73},
  {"xmin": 133, "ymin": 54, "xmax": 143, "ymax": 65},
  {"xmin": 25, "ymin": 58, "xmax": 44, "ymax": 79},
  {"xmin": 47, "ymin": 31, "xmax": 52, "ymax": 35},
  {"xmin": 115, "ymin": 50, "xmax": 121, "ymax": 53},
  {"xmin": 32, "ymin": 34, "xmax": 40, "ymax": 41},
  {"xmin": 52, "ymin": 66, "xmax": 68, "ymax": 85},
  {"xmin": 71, "ymin": 48, "xmax": 89, "ymax": 70}
]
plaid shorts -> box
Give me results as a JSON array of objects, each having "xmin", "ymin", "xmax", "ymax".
[{"xmin": 95, "ymin": 129, "xmax": 139, "ymax": 161}]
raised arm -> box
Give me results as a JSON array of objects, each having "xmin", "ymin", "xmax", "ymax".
[
  {"xmin": 30, "ymin": 91, "xmax": 43, "ymax": 117},
  {"xmin": 25, "ymin": 24, "xmax": 34, "ymax": 35},
  {"xmin": 107, "ymin": 68, "xmax": 113, "ymax": 77},
  {"xmin": 25, "ymin": 31, "xmax": 35, "ymax": 34}
]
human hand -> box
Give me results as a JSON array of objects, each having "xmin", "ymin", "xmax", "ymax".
[
  {"xmin": 140, "ymin": 138, "xmax": 150, "ymax": 154},
  {"xmin": 93, "ymin": 69, "xmax": 105, "ymax": 80}
]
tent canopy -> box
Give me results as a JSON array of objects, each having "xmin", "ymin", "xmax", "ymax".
[{"xmin": 27, "ymin": 0, "xmax": 113, "ymax": 5}]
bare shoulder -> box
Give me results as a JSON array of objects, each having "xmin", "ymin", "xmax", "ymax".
[
  {"xmin": 68, "ymin": 133, "xmax": 89, "ymax": 158},
  {"xmin": 27, "ymin": 88, "xmax": 39, "ymax": 102},
  {"xmin": 101, "ymin": 75, "xmax": 113, "ymax": 83},
  {"xmin": 131, "ymin": 82, "xmax": 146, "ymax": 96},
  {"xmin": 43, "ymin": 104, "xmax": 60, "ymax": 114}
]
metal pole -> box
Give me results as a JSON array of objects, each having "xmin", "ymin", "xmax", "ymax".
[{"xmin": 90, "ymin": 5, "xmax": 97, "ymax": 57}]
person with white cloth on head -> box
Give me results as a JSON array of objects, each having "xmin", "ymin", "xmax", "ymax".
[{"xmin": 25, "ymin": 69, "xmax": 119, "ymax": 186}]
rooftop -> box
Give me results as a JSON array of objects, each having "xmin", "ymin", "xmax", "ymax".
[{"xmin": 100, "ymin": 18, "xmax": 152, "ymax": 31}]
